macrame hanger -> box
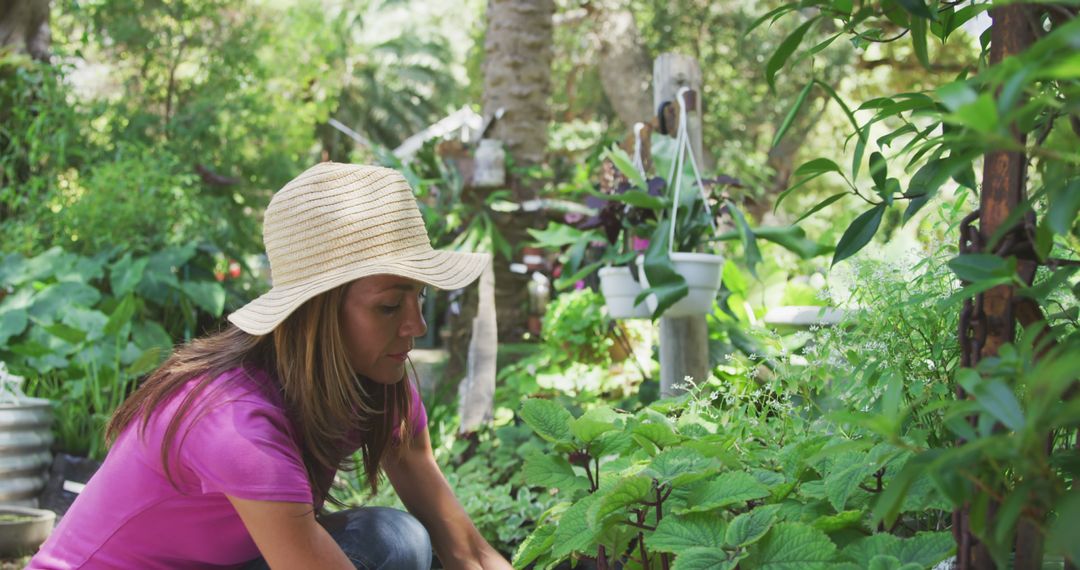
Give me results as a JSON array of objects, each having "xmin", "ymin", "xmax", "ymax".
[
  {"xmin": 665, "ymin": 86, "xmax": 716, "ymax": 254},
  {"xmin": 632, "ymin": 122, "xmax": 647, "ymax": 179}
]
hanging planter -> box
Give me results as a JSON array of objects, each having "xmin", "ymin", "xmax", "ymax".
[
  {"xmin": 598, "ymin": 265, "xmax": 651, "ymax": 319},
  {"xmin": 635, "ymin": 252, "xmax": 724, "ymax": 318}
]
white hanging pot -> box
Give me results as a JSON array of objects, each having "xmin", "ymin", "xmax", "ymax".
[
  {"xmin": 636, "ymin": 252, "xmax": 724, "ymax": 317},
  {"xmin": 598, "ymin": 266, "xmax": 651, "ymax": 319}
]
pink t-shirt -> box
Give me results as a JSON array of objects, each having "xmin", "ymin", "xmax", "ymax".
[{"xmin": 28, "ymin": 367, "xmax": 427, "ymax": 569}]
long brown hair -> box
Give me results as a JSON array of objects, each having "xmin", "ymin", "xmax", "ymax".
[{"xmin": 106, "ymin": 283, "xmax": 413, "ymax": 505}]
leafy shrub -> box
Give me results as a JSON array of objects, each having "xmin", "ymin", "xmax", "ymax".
[
  {"xmin": 541, "ymin": 289, "xmax": 614, "ymax": 367},
  {"xmin": 512, "ymin": 390, "xmax": 955, "ymax": 570},
  {"xmin": 0, "ymin": 246, "xmax": 242, "ymax": 458}
]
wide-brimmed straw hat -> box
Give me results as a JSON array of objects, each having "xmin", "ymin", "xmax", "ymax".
[{"xmin": 228, "ymin": 162, "xmax": 490, "ymax": 335}]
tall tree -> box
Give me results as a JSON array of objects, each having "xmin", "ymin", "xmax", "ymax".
[
  {"xmin": 0, "ymin": 0, "xmax": 50, "ymax": 60},
  {"xmin": 480, "ymin": 0, "xmax": 555, "ymax": 340},
  {"xmin": 482, "ymin": 0, "xmax": 555, "ymax": 176}
]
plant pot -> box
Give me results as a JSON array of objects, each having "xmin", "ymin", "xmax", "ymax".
[
  {"xmin": 598, "ymin": 266, "xmax": 651, "ymax": 319},
  {"xmin": 0, "ymin": 505, "xmax": 55, "ymax": 557},
  {"xmin": 636, "ymin": 252, "xmax": 724, "ymax": 317}
]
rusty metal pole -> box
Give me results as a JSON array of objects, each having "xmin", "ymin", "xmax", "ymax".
[{"xmin": 956, "ymin": 5, "xmax": 1037, "ymax": 569}]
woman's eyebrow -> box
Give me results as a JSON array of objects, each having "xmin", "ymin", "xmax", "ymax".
[{"xmin": 380, "ymin": 283, "xmax": 424, "ymax": 293}]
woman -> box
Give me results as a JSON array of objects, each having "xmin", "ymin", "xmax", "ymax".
[{"xmin": 29, "ymin": 163, "xmax": 511, "ymax": 569}]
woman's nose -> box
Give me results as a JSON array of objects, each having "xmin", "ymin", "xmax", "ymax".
[{"xmin": 401, "ymin": 299, "xmax": 428, "ymax": 338}]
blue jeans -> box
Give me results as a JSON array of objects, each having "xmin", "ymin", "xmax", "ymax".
[{"xmin": 240, "ymin": 507, "xmax": 432, "ymax": 569}]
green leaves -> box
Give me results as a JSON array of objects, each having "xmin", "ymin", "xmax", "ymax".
[
  {"xmin": 726, "ymin": 504, "xmax": 781, "ymax": 548},
  {"xmin": 743, "ymin": 523, "xmax": 837, "ymax": 569},
  {"xmin": 832, "ymin": 204, "xmax": 885, "ymax": 266},
  {"xmin": 773, "ymin": 80, "xmax": 815, "ymax": 148},
  {"xmin": 179, "ymin": 281, "xmax": 226, "ymax": 317},
  {"xmin": 824, "ymin": 451, "xmax": 875, "ymax": 511},
  {"xmin": 947, "ymin": 254, "xmax": 1016, "ymax": 283},
  {"xmin": 957, "ymin": 369, "xmax": 1025, "ymax": 432},
  {"xmin": 650, "ymin": 512, "xmax": 727, "ymax": 553},
  {"xmin": 520, "ymin": 399, "xmax": 575, "ymax": 446},
  {"xmin": 571, "ymin": 406, "xmax": 623, "ymax": 444},
  {"xmin": 679, "ymin": 472, "xmax": 770, "ymax": 514},
  {"xmin": 589, "ymin": 475, "xmax": 653, "ymax": 526},
  {"xmin": 767, "ymin": 16, "xmax": 821, "ymax": 90},
  {"xmin": 523, "ymin": 452, "xmax": 588, "ymax": 493},
  {"xmin": 841, "ymin": 532, "xmax": 954, "ymax": 568}
]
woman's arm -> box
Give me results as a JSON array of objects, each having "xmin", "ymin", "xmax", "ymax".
[
  {"xmin": 227, "ymin": 496, "xmax": 355, "ymax": 570},
  {"xmin": 382, "ymin": 429, "xmax": 512, "ymax": 570}
]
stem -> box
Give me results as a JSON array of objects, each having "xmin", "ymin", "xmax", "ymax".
[{"xmin": 656, "ymin": 483, "xmax": 670, "ymax": 570}]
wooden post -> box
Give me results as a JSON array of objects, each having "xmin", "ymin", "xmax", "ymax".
[{"xmin": 653, "ymin": 53, "xmax": 710, "ymax": 397}]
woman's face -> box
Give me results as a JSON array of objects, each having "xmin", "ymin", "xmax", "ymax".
[{"xmin": 340, "ymin": 275, "xmax": 428, "ymax": 384}]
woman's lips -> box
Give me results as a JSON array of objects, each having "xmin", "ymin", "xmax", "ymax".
[{"xmin": 387, "ymin": 352, "xmax": 408, "ymax": 362}]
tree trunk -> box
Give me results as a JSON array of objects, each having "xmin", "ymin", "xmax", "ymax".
[
  {"xmin": 592, "ymin": 0, "xmax": 653, "ymax": 128},
  {"xmin": 481, "ymin": 0, "xmax": 554, "ymax": 342},
  {"xmin": 0, "ymin": 0, "xmax": 50, "ymax": 61},
  {"xmin": 482, "ymin": 0, "xmax": 554, "ymax": 176}
]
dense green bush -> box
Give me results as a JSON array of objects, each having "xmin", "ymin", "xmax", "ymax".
[{"xmin": 0, "ymin": 246, "xmax": 241, "ymax": 458}]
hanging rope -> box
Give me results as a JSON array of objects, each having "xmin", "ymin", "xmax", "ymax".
[{"xmin": 665, "ymin": 86, "xmax": 715, "ymax": 254}]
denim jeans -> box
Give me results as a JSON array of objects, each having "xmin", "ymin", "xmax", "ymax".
[{"xmin": 240, "ymin": 507, "xmax": 432, "ymax": 570}]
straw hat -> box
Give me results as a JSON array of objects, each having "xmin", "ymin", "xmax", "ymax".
[{"xmin": 227, "ymin": 162, "xmax": 490, "ymax": 335}]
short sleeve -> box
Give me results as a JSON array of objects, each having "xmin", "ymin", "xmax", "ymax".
[
  {"xmin": 393, "ymin": 381, "xmax": 428, "ymax": 443},
  {"xmin": 178, "ymin": 399, "xmax": 313, "ymax": 504}
]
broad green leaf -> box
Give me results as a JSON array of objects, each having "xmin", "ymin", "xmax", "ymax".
[
  {"xmin": 910, "ymin": 14, "xmax": 930, "ymax": 69},
  {"xmin": 650, "ymin": 512, "xmax": 727, "ymax": 553},
  {"xmin": 947, "ymin": 254, "xmax": 1015, "ymax": 283},
  {"xmin": 936, "ymin": 81, "xmax": 977, "ymax": 112},
  {"xmin": 773, "ymin": 80, "xmax": 814, "ymax": 148},
  {"xmin": 743, "ymin": 522, "xmax": 837, "ymax": 569},
  {"xmin": 110, "ymin": 254, "xmax": 149, "ymax": 298},
  {"xmin": 512, "ymin": 523, "xmax": 555, "ymax": 569},
  {"xmin": 868, "ymin": 555, "xmax": 920, "ymax": 570},
  {"xmin": 795, "ymin": 158, "xmax": 843, "ymax": 178},
  {"xmin": 672, "ymin": 547, "xmax": 737, "ymax": 570},
  {"xmin": 811, "ymin": 509, "xmax": 864, "ymax": 533},
  {"xmin": 948, "ymin": 93, "xmax": 998, "ymax": 133},
  {"xmin": 632, "ymin": 421, "xmax": 682, "ymax": 449},
  {"xmin": 520, "ymin": 399, "xmax": 575, "ymax": 445},
  {"xmin": 957, "ymin": 373, "xmax": 1025, "ymax": 432},
  {"xmin": 27, "ymin": 281, "xmax": 101, "ymax": 322},
  {"xmin": 0, "ymin": 308, "xmax": 28, "ymax": 345},
  {"xmin": 552, "ymin": 495, "xmax": 601, "ymax": 559},
  {"xmin": 832, "ymin": 204, "xmax": 885, "ymax": 266},
  {"xmin": 638, "ymin": 219, "xmax": 689, "ymax": 319},
  {"xmin": 902, "ymin": 159, "xmax": 946, "ymax": 223},
  {"xmin": 589, "ymin": 475, "xmax": 653, "ymax": 526},
  {"xmin": 766, "ymin": 16, "xmax": 821, "ymax": 90},
  {"xmin": 591, "ymin": 189, "xmax": 667, "ymax": 210},
  {"xmin": 841, "ymin": 534, "xmax": 903, "ymax": 566},
  {"xmin": 727, "ymin": 201, "xmax": 761, "ymax": 275},
  {"xmin": 180, "ymin": 281, "xmax": 226, "ymax": 317},
  {"xmin": 125, "ymin": 347, "xmax": 162, "ymax": 377},
  {"xmin": 678, "ymin": 472, "xmax": 770, "ymax": 514},
  {"xmin": 869, "ymin": 152, "xmax": 888, "ymax": 189},
  {"xmin": 645, "ymin": 447, "xmax": 721, "ymax": 487},
  {"xmin": 527, "ymin": 222, "xmax": 594, "ymax": 249},
  {"xmin": 1047, "ymin": 178, "xmax": 1080, "ymax": 235},
  {"xmin": 898, "ymin": 532, "xmax": 955, "ymax": 567},
  {"xmin": 103, "ymin": 295, "xmax": 137, "ymax": 338},
  {"xmin": 726, "ymin": 504, "xmax": 781, "ymax": 547},
  {"xmin": 43, "ymin": 322, "xmax": 87, "ymax": 345},
  {"xmin": 523, "ymin": 451, "xmax": 589, "ymax": 493},
  {"xmin": 824, "ymin": 451, "xmax": 874, "ymax": 512},
  {"xmin": 895, "ymin": 0, "xmax": 934, "ymax": 19},
  {"xmin": 1046, "ymin": 489, "xmax": 1080, "ymax": 563},
  {"xmin": 571, "ymin": 406, "xmax": 622, "ymax": 444}
]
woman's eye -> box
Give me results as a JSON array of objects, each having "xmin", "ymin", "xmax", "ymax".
[{"xmin": 380, "ymin": 304, "xmax": 400, "ymax": 314}]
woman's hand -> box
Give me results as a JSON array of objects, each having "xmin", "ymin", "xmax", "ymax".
[{"xmin": 382, "ymin": 428, "xmax": 513, "ymax": 570}]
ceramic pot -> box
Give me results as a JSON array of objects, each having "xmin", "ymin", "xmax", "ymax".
[
  {"xmin": 598, "ymin": 266, "xmax": 651, "ymax": 319},
  {"xmin": 636, "ymin": 252, "xmax": 724, "ymax": 317}
]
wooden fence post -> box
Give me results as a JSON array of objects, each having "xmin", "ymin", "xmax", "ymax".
[{"xmin": 653, "ymin": 53, "xmax": 710, "ymax": 397}]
